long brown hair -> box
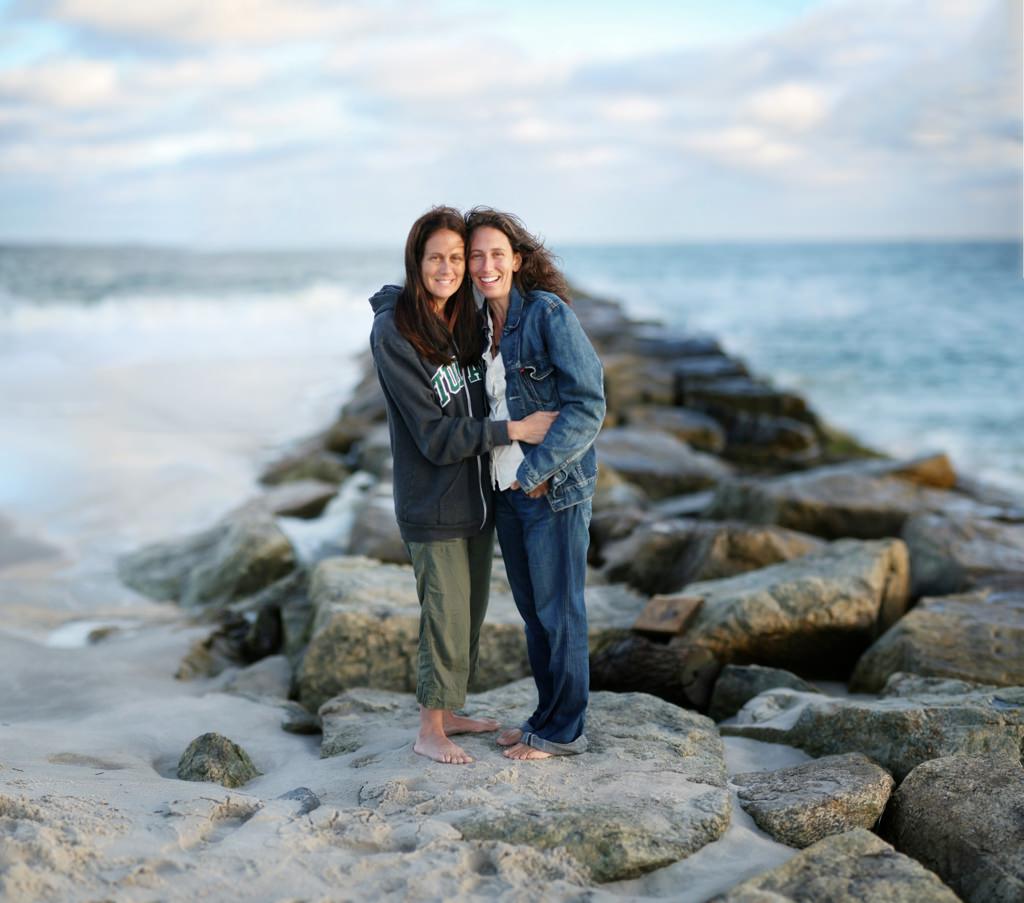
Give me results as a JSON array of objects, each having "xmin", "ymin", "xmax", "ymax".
[
  {"xmin": 465, "ymin": 206, "xmax": 571, "ymax": 304},
  {"xmin": 396, "ymin": 206, "xmax": 481, "ymax": 368}
]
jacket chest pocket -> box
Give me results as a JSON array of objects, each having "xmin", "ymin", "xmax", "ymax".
[{"xmin": 518, "ymin": 356, "xmax": 559, "ymax": 409}]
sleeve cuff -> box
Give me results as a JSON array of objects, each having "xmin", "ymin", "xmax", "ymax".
[
  {"xmin": 516, "ymin": 460, "xmax": 540, "ymax": 493},
  {"xmin": 488, "ymin": 419, "xmax": 511, "ymax": 447}
]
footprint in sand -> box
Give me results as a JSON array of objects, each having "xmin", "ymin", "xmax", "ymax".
[
  {"xmin": 158, "ymin": 796, "xmax": 264, "ymax": 851},
  {"xmin": 48, "ymin": 752, "xmax": 131, "ymax": 770}
]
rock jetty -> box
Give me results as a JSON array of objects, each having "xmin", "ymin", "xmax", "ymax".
[{"xmin": 108, "ymin": 286, "xmax": 1023, "ymax": 900}]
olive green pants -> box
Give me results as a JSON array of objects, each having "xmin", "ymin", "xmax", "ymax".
[{"xmin": 406, "ymin": 529, "xmax": 494, "ymax": 711}]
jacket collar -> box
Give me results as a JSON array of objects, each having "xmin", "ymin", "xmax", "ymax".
[{"xmin": 506, "ymin": 285, "xmax": 525, "ymax": 332}]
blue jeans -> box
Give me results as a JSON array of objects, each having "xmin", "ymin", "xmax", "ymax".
[{"xmin": 495, "ymin": 488, "xmax": 592, "ymax": 753}]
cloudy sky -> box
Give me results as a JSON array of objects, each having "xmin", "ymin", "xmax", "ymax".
[{"xmin": 0, "ymin": 0, "xmax": 1019, "ymax": 246}]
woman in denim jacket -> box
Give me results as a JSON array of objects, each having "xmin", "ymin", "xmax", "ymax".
[
  {"xmin": 466, "ymin": 207, "xmax": 606, "ymax": 759},
  {"xmin": 370, "ymin": 206, "xmax": 557, "ymax": 765}
]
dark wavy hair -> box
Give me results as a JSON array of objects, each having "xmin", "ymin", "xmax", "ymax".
[
  {"xmin": 465, "ymin": 206, "xmax": 571, "ymax": 304},
  {"xmin": 396, "ymin": 206, "xmax": 481, "ymax": 368}
]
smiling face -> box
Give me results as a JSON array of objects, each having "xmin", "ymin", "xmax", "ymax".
[
  {"xmin": 420, "ymin": 228, "xmax": 466, "ymax": 309},
  {"xmin": 469, "ymin": 226, "xmax": 521, "ymax": 305}
]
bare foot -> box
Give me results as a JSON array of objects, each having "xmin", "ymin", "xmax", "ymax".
[
  {"xmin": 414, "ymin": 733, "xmax": 474, "ymax": 764},
  {"xmin": 443, "ymin": 712, "xmax": 500, "ymax": 736},
  {"xmin": 496, "ymin": 727, "xmax": 522, "ymax": 747},
  {"xmin": 502, "ymin": 742, "xmax": 553, "ymax": 761}
]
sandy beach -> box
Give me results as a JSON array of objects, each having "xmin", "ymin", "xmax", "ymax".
[{"xmin": 1, "ymin": 586, "xmax": 806, "ymax": 901}]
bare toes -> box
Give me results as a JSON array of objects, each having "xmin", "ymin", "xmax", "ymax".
[
  {"xmin": 502, "ymin": 742, "xmax": 552, "ymax": 761},
  {"xmin": 496, "ymin": 728, "xmax": 523, "ymax": 747}
]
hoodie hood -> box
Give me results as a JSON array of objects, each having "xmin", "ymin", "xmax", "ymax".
[{"xmin": 370, "ymin": 284, "xmax": 401, "ymax": 316}]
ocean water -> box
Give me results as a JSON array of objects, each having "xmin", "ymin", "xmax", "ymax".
[
  {"xmin": 0, "ymin": 241, "xmax": 1021, "ymax": 613},
  {"xmin": 560, "ymin": 242, "xmax": 1024, "ymax": 493}
]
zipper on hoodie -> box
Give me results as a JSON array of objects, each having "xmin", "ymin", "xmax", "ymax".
[{"xmin": 463, "ymin": 363, "xmax": 488, "ymax": 531}]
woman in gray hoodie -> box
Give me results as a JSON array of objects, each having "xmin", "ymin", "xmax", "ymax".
[{"xmin": 369, "ymin": 206, "xmax": 556, "ymax": 764}]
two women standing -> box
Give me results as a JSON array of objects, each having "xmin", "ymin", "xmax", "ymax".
[{"xmin": 369, "ymin": 205, "xmax": 605, "ymax": 764}]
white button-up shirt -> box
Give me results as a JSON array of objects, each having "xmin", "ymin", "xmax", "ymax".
[{"xmin": 483, "ymin": 307, "xmax": 525, "ymax": 491}]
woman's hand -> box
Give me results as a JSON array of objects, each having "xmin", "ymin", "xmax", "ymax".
[
  {"xmin": 508, "ymin": 411, "xmax": 558, "ymax": 444},
  {"xmin": 509, "ymin": 479, "xmax": 550, "ymax": 498}
]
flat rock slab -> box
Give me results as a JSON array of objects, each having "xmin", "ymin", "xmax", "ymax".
[
  {"xmin": 707, "ymin": 460, "xmax": 987, "ymax": 540},
  {"xmin": 624, "ymin": 405, "xmax": 727, "ymax": 453},
  {"xmin": 296, "ymin": 556, "xmax": 647, "ymax": 712},
  {"xmin": 666, "ymin": 538, "xmax": 909, "ymax": 675},
  {"xmin": 709, "ymin": 664, "xmax": 820, "ymax": 722},
  {"xmin": 712, "ymin": 828, "xmax": 960, "ymax": 902},
  {"xmin": 886, "ymin": 754, "xmax": 1024, "ymax": 903},
  {"xmin": 721, "ymin": 413, "xmax": 821, "ymax": 468},
  {"xmin": 601, "ymin": 518, "xmax": 824, "ymax": 595},
  {"xmin": 722, "ymin": 684, "xmax": 1024, "ymax": 780},
  {"xmin": 880, "ymin": 672, "xmax": 992, "ymax": 698},
  {"xmin": 319, "ymin": 681, "xmax": 730, "ymax": 883},
  {"xmin": 851, "ymin": 589, "xmax": 1024, "ymax": 692},
  {"xmin": 258, "ymin": 437, "xmax": 350, "ymax": 486},
  {"xmin": 595, "ymin": 428, "xmax": 733, "ymax": 499},
  {"xmin": 902, "ymin": 513, "xmax": 1024, "ymax": 597},
  {"xmin": 255, "ymin": 479, "xmax": 339, "ymax": 519},
  {"xmin": 732, "ymin": 752, "xmax": 894, "ymax": 848}
]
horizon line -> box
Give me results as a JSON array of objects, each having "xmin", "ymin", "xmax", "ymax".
[{"xmin": 0, "ymin": 235, "xmax": 1020, "ymax": 254}]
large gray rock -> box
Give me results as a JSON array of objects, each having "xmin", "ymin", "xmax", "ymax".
[
  {"xmin": 325, "ymin": 415, "xmax": 379, "ymax": 455},
  {"xmin": 624, "ymin": 405, "xmax": 726, "ymax": 454},
  {"xmin": 885, "ymin": 754, "xmax": 1024, "ymax": 903},
  {"xmin": 721, "ymin": 413, "xmax": 821, "ymax": 468},
  {"xmin": 595, "ymin": 428, "xmax": 733, "ymax": 500},
  {"xmin": 601, "ymin": 518, "xmax": 823, "ymax": 595},
  {"xmin": 671, "ymin": 352, "xmax": 748, "ymax": 389},
  {"xmin": 678, "ymin": 376, "xmax": 817, "ymax": 426},
  {"xmin": 601, "ymin": 353, "xmax": 677, "ymax": 415},
  {"xmin": 295, "ymin": 556, "xmax": 647, "ymax": 711},
  {"xmin": 258, "ymin": 435, "xmax": 351, "ymax": 486},
  {"xmin": 709, "ymin": 664, "xmax": 820, "ymax": 722},
  {"xmin": 589, "ymin": 635, "xmax": 721, "ymax": 711},
  {"xmin": 723, "ymin": 684, "xmax": 1024, "ymax": 780},
  {"xmin": 902, "ymin": 513, "xmax": 1024, "ymax": 597},
  {"xmin": 346, "ymin": 481, "xmax": 409, "ymax": 564},
  {"xmin": 666, "ymin": 539, "xmax": 909, "ymax": 675},
  {"xmin": 850, "ymin": 590, "xmax": 1024, "ymax": 692},
  {"xmin": 176, "ymin": 732, "xmax": 260, "ymax": 788},
  {"xmin": 334, "ymin": 364, "xmax": 387, "ymax": 424},
  {"xmin": 237, "ymin": 569, "xmax": 311, "ymax": 662},
  {"xmin": 712, "ymin": 828, "xmax": 960, "ymax": 902},
  {"xmin": 219, "ymin": 654, "xmax": 292, "ymax": 700},
  {"xmin": 732, "ymin": 752, "xmax": 894, "ymax": 848},
  {"xmin": 572, "ymin": 291, "xmax": 658, "ymax": 351},
  {"xmin": 118, "ymin": 505, "xmax": 296, "ymax": 608},
  {"xmin": 351, "ymin": 422, "xmax": 393, "ymax": 478},
  {"xmin": 706, "ymin": 456, "xmax": 978, "ymax": 540},
  {"xmin": 320, "ymin": 681, "xmax": 730, "ymax": 882},
  {"xmin": 589, "ymin": 463, "xmax": 649, "ymax": 562}
]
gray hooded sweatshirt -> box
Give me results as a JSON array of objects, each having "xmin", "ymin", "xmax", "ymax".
[{"xmin": 369, "ymin": 285, "xmax": 510, "ymax": 542}]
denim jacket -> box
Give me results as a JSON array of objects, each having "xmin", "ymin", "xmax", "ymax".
[{"xmin": 500, "ymin": 287, "xmax": 606, "ymax": 511}]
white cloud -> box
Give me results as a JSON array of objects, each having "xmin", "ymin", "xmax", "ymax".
[
  {"xmin": 49, "ymin": 0, "xmax": 376, "ymax": 45},
  {"xmin": 549, "ymin": 147, "xmax": 621, "ymax": 169},
  {"xmin": 682, "ymin": 126, "xmax": 803, "ymax": 168},
  {"xmin": 603, "ymin": 96, "xmax": 664, "ymax": 124},
  {"xmin": 746, "ymin": 82, "xmax": 829, "ymax": 131},
  {"xmin": 0, "ymin": 58, "xmax": 119, "ymax": 108},
  {"xmin": 0, "ymin": 0, "xmax": 1017, "ymax": 242}
]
